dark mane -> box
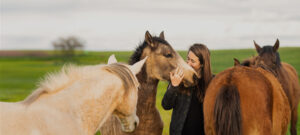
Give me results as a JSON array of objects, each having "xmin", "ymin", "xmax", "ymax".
[
  {"xmin": 260, "ymin": 46, "xmax": 281, "ymax": 67},
  {"xmin": 129, "ymin": 37, "xmax": 170, "ymax": 65},
  {"xmin": 129, "ymin": 41, "xmax": 147, "ymax": 65}
]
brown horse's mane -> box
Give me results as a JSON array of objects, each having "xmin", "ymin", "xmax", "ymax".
[{"xmin": 129, "ymin": 37, "xmax": 170, "ymax": 65}]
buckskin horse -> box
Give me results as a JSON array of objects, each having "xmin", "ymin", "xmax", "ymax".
[
  {"xmin": 100, "ymin": 31, "xmax": 197, "ymax": 135},
  {"xmin": 0, "ymin": 55, "xmax": 146, "ymax": 135},
  {"xmin": 203, "ymin": 58, "xmax": 290, "ymax": 135}
]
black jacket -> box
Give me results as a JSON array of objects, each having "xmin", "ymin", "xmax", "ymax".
[{"xmin": 162, "ymin": 84, "xmax": 205, "ymax": 135}]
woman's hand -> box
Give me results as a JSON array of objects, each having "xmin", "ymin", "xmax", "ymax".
[{"xmin": 170, "ymin": 67, "xmax": 184, "ymax": 87}]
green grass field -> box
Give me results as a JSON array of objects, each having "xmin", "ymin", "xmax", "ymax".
[{"xmin": 0, "ymin": 48, "xmax": 299, "ymax": 134}]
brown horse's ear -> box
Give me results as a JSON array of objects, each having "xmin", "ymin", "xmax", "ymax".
[
  {"xmin": 159, "ymin": 31, "xmax": 165, "ymax": 40},
  {"xmin": 145, "ymin": 31, "xmax": 155, "ymax": 48},
  {"xmin": 273, "ymin": 39, "xmax": 279, "ymax": 52},
  {"xmin": 234, "ymin": 58, "xmax": 240, "ymax": 66},
  {"xmin": 254, "ymin": 40, "xmax": 262, "ymax": 53}
]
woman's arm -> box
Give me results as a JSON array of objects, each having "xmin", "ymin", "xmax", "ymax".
[{"xmin": 162, "ymin": 84, "xmax": 179, "ymax": 110}]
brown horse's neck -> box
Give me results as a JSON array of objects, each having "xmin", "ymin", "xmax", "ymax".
[{"xmin": 136, "ymin": 66, "xmax": 159, "ymax": 111}]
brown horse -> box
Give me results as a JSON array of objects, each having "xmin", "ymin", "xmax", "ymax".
[
  {"xmin": 204, "ymin": 59, "xmax": 290, "ymax": 135},
  {"xmin": 100, "ymin": 31, "xmax": 197, "ymax": 135},
  {"xmin": 245, "ymin": 39, "xmax": 300, "ymax": 135}
]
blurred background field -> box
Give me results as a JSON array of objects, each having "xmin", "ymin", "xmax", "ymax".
[{"xmin": 0, "ymin": 47, "xmax": 299, "ymax": 135}]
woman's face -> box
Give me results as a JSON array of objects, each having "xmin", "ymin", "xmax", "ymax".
[{"xmin": 187, "ymin": 51, "xmax": 201, "ymax": 71}]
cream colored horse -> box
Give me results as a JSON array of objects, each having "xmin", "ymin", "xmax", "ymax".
[{"xmin": 0, "ymin": 55, "xmax": 147, "ymax": 135}]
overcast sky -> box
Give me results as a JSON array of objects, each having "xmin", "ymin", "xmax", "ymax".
[{"xmin": 1, "ymin": 0, "xmax": 300, "ymax": 51}]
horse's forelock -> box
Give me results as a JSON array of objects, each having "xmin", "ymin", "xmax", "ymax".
[
  {"xmin": 259, "ymin": 46, "xmax": 281, "ymax": 67},
  {"xmin": 260, "ymin": 46, "xmax": 274, "ymax": 54}
]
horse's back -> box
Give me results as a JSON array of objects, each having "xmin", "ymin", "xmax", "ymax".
[
  {"xmin": 0, "ymin": 102, "xmax": 46, "ymax": 135},
  {"xmin": 256, "ymin": 68, "xmax": 291, "ymax": 134},
  {"xmin": 204, "ymin": 66, "xmax": 290, "ymax": 135},
  {"xmin": 205, "ymin": 67, "xmax": 272, "ymax": 134},
  {"xmin": 0, "ymin": 101, "xmax": 83, "ymax": 135},
  {"xmin": 0, "ymin": 102, "xmax": 25, "ymax": 121},
  {"xmin": 0, "ymin": 102, "xmax": 28, "ymax": 135}
]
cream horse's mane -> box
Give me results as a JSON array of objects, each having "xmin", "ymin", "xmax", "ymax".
[{"xmin": 21, "ymin": 63, "xmax": 138, "ymax": 105}]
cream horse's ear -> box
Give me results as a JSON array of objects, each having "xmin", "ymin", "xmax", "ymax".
[
  {"xmin": 108, "ymin": 54, "xmax": 118, "ymax": 64},
  {"xmin": 129, "ymin": 56, "xmax": 148, "ymax": 75}
]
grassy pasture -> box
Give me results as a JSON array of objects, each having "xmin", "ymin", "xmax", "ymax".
[{"xmin": 0, "ymin": 47, "xmax": 299, "ymax": 134}]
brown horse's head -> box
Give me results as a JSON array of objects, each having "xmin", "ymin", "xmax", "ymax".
[
  {"xmin": 129, "ymin": 31, "xmax": 197, "ymax": 87},
  {"xmin": 253, "ymin": 39, "xmax": 281, "ymax": 75}
]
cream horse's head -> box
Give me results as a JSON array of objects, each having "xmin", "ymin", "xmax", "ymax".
[{"xmin": 107, "ymin": 54, "xmax": 147, "ymax": 132}]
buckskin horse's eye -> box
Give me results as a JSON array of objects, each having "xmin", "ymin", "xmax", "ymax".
[{"xmin": 164, "ymin": 53, "xmax": 173, "ymax": 58}]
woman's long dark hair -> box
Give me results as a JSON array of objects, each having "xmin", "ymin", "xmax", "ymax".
[{"xmin": 189, "ymin": 44, "xmax": 213, "ymax": 102}]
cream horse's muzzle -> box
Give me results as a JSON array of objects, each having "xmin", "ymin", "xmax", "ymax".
[{"xmin": 118, "ymin": 114, "xmax": 139, "ymax": 132}]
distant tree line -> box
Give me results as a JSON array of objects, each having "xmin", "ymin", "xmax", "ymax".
[{"xmin": 52, "ymin": 36, "xmax": 85, "ymax": 57}]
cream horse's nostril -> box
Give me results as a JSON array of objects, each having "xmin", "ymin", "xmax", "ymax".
[
  {"xmin": 134, "ymin": 121, "xmax": 138, "ymax": 128},
  {"xmin": 135, "ymin": 115, "xmax": 139, "ymax": 127}
]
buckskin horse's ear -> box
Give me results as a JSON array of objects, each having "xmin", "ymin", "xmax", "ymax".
[
  {"xmin": 159, "ymin": 31, "xmax": 165, "ymax": 40},
  {"xmin": 273, "ymin": 39, "xmax": 280, "ymax": 52},
  {"xmin": 254, "ymin": 40, "xmax": 262, "ymax": 53},
  {"xmin": 145, "ymin": 31, "xmax": 156, "ymax": 48},
  {"xmin": 233, "ymin": 58, "xmax": 240, "ymax": 66},
  {"xmin": 129, "ymin": 56, "xmax": 148, "ymax": 75},
  {"xmin": 107, "ymin": 54, "xmax": 118, "ymax": 64}
]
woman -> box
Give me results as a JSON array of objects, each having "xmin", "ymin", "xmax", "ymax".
[{"xmin": 162, "ymin": 44, "xmax": 214, "ymax": 135}]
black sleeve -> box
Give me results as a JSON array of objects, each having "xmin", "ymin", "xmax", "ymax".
[{"xmin": 161, "ymin": 83, "xmax": 179, "ymax": 110}]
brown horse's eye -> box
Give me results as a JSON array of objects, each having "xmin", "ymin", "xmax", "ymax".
[{"xmin": 164, "ymin": 53, "xmax": 173, "ymax": 58}]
